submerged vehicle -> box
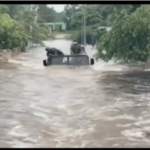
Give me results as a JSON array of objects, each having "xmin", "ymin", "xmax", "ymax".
[
  {"xmin": 43, "ymin": 54, "xmax": 95, "ymax": 66},
  {"xmin": 43, "ymin": 48, "xmax": 94, "ymax": 67}
]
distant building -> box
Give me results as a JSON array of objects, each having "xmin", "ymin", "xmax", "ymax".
[
  {"xmin": 43, "ymin": 22, "xmax": 66, "ymax": 31},
  {"xmin": 98, "ymin": 26, "xmax": 112, "ymax": 32}
]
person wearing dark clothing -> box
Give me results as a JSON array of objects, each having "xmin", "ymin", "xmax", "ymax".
[
  {"xmin": 45, "ymin": 47, "xmax": 64, "ymax": 57},
  {"xmin": 45, "ymin": 47, "xmax": 64, "ymax": 65},
  {"xmin": 45, "ymin": 47, "xmax": 55, "ymax": 56},
  {"xmin": 70, "ymin": 40, "xmax": 82, "ymax": 55}
]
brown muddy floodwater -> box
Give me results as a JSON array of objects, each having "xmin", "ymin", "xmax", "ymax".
[{"xmin": 0, "ymin": 39, "xmax": 150, "ymax": 147}]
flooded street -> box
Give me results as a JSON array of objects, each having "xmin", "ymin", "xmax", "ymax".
[{"xmin": 0, "ymin": 39, "xmax": 150, "ymax": 147}]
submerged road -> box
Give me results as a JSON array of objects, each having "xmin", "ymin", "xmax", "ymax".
[{"xmin": 0, "ymin": 39, "xmax": 150, "ymax": 147}]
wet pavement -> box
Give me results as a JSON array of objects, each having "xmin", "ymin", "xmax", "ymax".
[{"xmin": 0, "ymin": 39, "xmax": 150, "ymax": 147}]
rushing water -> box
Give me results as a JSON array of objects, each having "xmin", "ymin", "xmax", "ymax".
[{"xmin": 0, "ymin": 39, "xmax": 150, "ymax": 147}]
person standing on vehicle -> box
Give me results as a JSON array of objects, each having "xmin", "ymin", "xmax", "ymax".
[
  {"xmin": 45, "ymin": 47, "xmax": 64, "ymax": 56},
  {"xmin": 70, "ymin": 40, "xmax": 84, "ymax": 66},
  {"xmin": 45, "ymin": 47, "xmax": 64, "ymax": 65},
  {"xmin": 45, "ymin": 47, "xmax": 55, "ymax": 56},
  {"xmin": 70, "ymin": 40, "xmax": 82, "ymax": 55}
]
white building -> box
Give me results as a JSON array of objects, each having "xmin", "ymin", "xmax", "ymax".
[{"xmin": 98, "ymin": 26, "xmax": 112, "ymax": 32}]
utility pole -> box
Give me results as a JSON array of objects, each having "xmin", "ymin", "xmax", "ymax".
[
  {"xmin": 71, "ymin": 5, "xmax": 74, "ymax": 31},
  {"xmin": 35, "ymin": 5, "xmax": 38, "ymax": 23},
  {"xmin": 83, "ymin": 4, "xmax": 86, "ymax": 46}
]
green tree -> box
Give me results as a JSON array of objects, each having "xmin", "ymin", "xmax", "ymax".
[
  {"xmin": 0, "ymin": 14, "xmax": 27, "ymax": 51},
  {"xmin": 82, "ymin": 5, "xmax": 131, "ymax": 26},
  {"xmin": 63, "ymin": 4, "xmax": 81, "ymax": 30},
  {"xmin": 0, "ymin": 5, "xmax": 10, "ymax": 14},
  {"xmin": 7, "ymin": 5, "xmax": 27, "ymax": 20},
  {"xmin": 54, "ymin": 11, "xmax": 65, "ymax": 22},
  {"xmin": 37, "ymin": 5, "xmax": 56, "ymax": 23},
  {"xmin": 0, "ymin": 4, "xmax": 53, "ymax": 50},
  {"xmin": 71, "ymin": 6, "xmax": 101, "ymax": 29},
  {"xmin": 96, "ymin": 5, "xmax": 150, "ymax": 63},
  {"xmin": 69, "ymin": 5, "xmax": 102, "ymax": 45},
  {"xmin": 129, "ymin": 4, "xmax": 142, "ymax": 13},
  {"xmin": 16, "ymin": 5, "xmax": 51, "ymax": 45}
]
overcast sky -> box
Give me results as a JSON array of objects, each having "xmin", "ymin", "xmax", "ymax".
[{"xmin": 48, "ymin": 5, "xmax": 65, "ymax": 12}]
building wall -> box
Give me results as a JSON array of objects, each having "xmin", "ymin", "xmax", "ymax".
[{"xmin": 43, "ymin": 22, "xmax": 66, "ymax": 31}]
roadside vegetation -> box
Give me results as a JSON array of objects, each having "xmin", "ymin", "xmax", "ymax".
[
  {"xmin": 1, "ymin": 4, "xmax": 149, "ymax": 64},
  {"xmin": 96, "ymin": 5, "xmax": 149, "ymax": 63},
  {"xmin": 63, "ymin": 5, "xmax": 132, "ymax": 45},
  {"xmin": 0, "ymin": 4, "xmax": 58, "ymax": 52},
  {"xmin": 63, "ymin": 4, "xmax": 150, "ymax": 64}
]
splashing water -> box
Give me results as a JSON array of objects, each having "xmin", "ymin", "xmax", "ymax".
[{"xmin": 0, "ymin": 40, "xmax": 149, "ymax": 147}]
